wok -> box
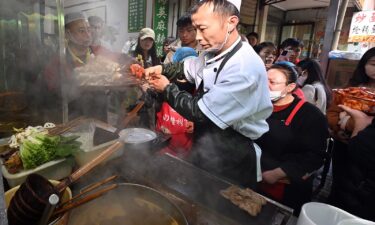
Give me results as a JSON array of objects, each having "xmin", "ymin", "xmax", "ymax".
[{"xmin": 68, "ymin": 183, "xmax": 188, "ymax": 225}]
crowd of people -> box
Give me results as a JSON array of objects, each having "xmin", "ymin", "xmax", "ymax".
[{"xmin": 45, "ymin": 0, "xmax": 374, "ymax": 220}]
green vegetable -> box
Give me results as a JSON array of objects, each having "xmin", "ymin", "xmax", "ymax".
[{"xmin": 19, "ymin": 134, "xmax": 82, "ymax": 169}]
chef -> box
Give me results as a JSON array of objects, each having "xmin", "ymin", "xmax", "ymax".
[{"xmin": 140, "ymin": 0, "xmax": 272, "ymax": 187}]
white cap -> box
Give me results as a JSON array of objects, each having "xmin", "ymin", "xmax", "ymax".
[
  {"xmin": 228, "ymin": 0, "xmax": 241, "ymax": 12},
  {"xmin": 200, "ymin": 0, "xmax": 241, "ymax": 12},
  {"xmin": 139, "ymin": 28, "xmax": 155, "ymax": 40},
  {"xmin": 64, "ymin": 12, "xmax": 87, "ymax": 25}
]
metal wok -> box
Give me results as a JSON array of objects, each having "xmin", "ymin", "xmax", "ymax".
[{"xmin": 68, "ymin": 183, "xmax": 188, "ymax": 225}]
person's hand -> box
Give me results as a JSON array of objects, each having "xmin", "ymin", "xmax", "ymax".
[
  {"xmin": 148, "ymin": 74, "xmax": 170, "ymax": 93},
  {"xmin": 338, "ymin": 105, "xmax": 374, "ymax": 137},
  {"xmin": 186, "ymin": 121, "xmax": 194, "ymax": 133},
  {"xmin": 144, "ymin": 65, "xmax": 163, "ymax": 80},
  {"xmin": 262, "ymin": 168, "xmax": 287, "ymax": 184}
]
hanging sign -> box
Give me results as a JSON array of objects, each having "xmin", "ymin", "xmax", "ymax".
[
  {"xmin": 128, "ymin": 0, "xmax": 146, "ymax": 33},
  {"xmin": 348, "ymin": 11, "xmax": 375, "ymax": 42},
  {"xmin": 153, "ymin": 0, "xmax": 169, "ymax": 56}
]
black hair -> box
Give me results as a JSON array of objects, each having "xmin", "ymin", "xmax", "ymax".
[
  {"xmin": 246, "ymin": 32, "xmax": 258, "ymax": 40},
  {"xmin": 348, "ymin": 47, "xmax": 375, "ymax": 87},
  {"xmin": 270, "ymin": 64, "xmax": 298, "ymax": 84},
  {"xmin": 280, "ymin": 38, "xmax": 304, "ymax": 49},
  {"xmin": 133, "ymin": 37, "xmax": 160, "ymax": 68},
  {"xmin": 189, "ymin": 0, "xmax": 240, "ymax": 19},
  {"xmin": 163, "ymin": 37, "xmax": 176, "ymax": 46},
  {"xmin": 254, "ymin": 42, "xmax": 276, "ymax": 54},
  {"xmin": 177, "ymin": 14, "xmax": 193, "ymax": 28},
  {"xmin": 297, "ymin": 59, "xmax": 332, "ymax": 106}
]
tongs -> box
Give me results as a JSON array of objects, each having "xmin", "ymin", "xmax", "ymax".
[{"xmin": 53, "ymin": 175, "xmax": 118, "ymax": 216}]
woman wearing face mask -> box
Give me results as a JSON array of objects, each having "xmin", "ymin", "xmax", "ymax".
[
  {"xmin": 256, "ymin": 64, "xmax": 329, "ymax": 215},
  {"xmin": 296, "ymin": 59, "xmax": 332, "ymax": 114}
]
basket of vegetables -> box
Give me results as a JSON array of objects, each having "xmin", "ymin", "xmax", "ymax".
[{"xmin": 1, "ymin": 123, "xmax": 82, "ymax": 187}]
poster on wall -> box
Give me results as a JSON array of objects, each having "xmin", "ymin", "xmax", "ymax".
[
  {"xmin": 348, "ymin": 10, "xmax": 375, "ymax": 43},
  {"xmin": 153, "ymin": 0, "xmax": 169, "ymax": 56},
  {"xmin": 128, "ymin": 0, "xmax": 146, "ymax": 33}
]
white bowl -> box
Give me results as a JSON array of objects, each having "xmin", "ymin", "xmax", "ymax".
[
  {"xmin": 297, "ymin": 202, "xmax": 357, "ymax": 225},
  {"xmin": 338, "ymin": 218, "xmax": 375, "ymax": 225}
]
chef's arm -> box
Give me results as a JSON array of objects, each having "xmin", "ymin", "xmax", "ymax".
[
  {"xmin": 163, "ymin": 83, "xmax": 208, "ymax": 123},
  {"xmin": 162, "ymin": 62, "xmax": 186, "ymax": 81}
]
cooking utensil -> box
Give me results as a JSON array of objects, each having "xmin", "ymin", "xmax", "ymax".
[
  {"xmin": 53, "ymin": 184, "xmax": 118, "ymax": 216},
  {"xmin": 68, "ymin": 183, "xmax": 188, "ymax": 225},
  {"xmin": 38, "ymin": 194, "xmax": 59, "ymax": 225}
]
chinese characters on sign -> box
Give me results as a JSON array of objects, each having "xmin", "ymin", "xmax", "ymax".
[
  {"xmin": 348, "ymin": 11, "xmax": 375, "ymax": 43},
  {"xmin": 153, "ymin": 0, "xmax": 169, "ymax": 56},
  {"xmin": 128, "ymin": 0, "xmax": 146, "ymax": 33}
]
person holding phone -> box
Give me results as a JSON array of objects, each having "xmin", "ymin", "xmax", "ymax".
[{"xmin": 277, "ymin": 38, "xmax": 304, "ymax": 64}]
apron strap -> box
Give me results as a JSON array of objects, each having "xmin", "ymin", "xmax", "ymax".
[
  {"xmin": 214, "ymin": 40, "xmax": 243, "ymax": 84},
  {"xmin": 285, "ymin": 99, "xmax": 305, "ymax": 126}
]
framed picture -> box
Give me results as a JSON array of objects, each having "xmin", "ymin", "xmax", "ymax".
[{"xmin": 83, "ymin": 5, "xmax": 107, "ymax": 23}]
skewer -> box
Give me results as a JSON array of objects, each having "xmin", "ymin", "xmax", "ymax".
[
  {"xmin": 53, "ymin": 184, "xmax": 118, "ymax": 216},
  {"xmin": 59, "ymin": 175, "xmax": 118, "ymax": 207},
  {"xmin": 123, "ymin": 101, "xmax": 145, "ymax": 127}
]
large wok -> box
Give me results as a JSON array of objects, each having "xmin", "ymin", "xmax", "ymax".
[{"xmin": 68, "ymin": 183, "xmax": 188, "ymax": 225}]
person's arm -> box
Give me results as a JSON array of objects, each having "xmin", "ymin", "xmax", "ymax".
[{"xmin": 339, "ymin": 105, "xmax": 374, "ymax": 137}]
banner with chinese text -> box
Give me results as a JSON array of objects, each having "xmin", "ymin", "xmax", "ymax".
[
  {"xmin": 128, "ymin": 0, "xmax": 146, "ymax": 32},
  {"xmin": 348, "ymin": 11, "xmax": 375, "ymax": 43},
  {"xmin": 153, "ymin": 0, "xmax": 169, "ymax": 56}
]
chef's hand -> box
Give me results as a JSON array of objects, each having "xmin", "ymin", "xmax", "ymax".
[
  {"xmin": 144, "ymin": 65, "xmax": 163, "ymax": 80},
  {"xmin": 338, "ymin": 105, "xmax": 374, "ymax": 137},
  {"xmin": 262, "ymin": 168, "xmax": 287, "ymax": 184},
  {"xmin": 148, "ymin": 74, "xmax": 170, "ymax": 92}
]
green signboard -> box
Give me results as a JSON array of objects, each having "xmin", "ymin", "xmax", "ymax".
[
  {"xmin": 153, "ymin": 0, "xmax": 169, "ymax": 56},
  {"xmin": 128, "ymin": 0, "xmax": 146, "ymax": 32}
]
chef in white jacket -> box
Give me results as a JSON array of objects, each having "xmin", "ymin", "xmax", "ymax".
[{"xmin": 139, "ymin": 0, "xmax": 272, "ymax": 187}]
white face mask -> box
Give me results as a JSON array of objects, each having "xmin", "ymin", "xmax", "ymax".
[
  {"xmin": 269, "ymin": 90, "xmax": 285, "ymax": 102},
  {"xmin": 297, "ymin": 71, "xmax": 307, "ymax": 86},
  {"xmin": 205, "ymin": 23, "xmax": 230, "ymax": 54}
]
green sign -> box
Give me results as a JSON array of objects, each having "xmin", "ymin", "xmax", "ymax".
[
  {"xmin": 153, "ymin": 0, "xmax": 169, "ymax": 56},
  {"xmin": 128, "ymin": 0, "xmax": 146, "ymax": 33}
]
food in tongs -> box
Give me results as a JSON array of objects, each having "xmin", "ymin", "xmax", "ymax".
[{"xmin": 220, "ymin": 185, "xmax": 267, "ymax": 216}]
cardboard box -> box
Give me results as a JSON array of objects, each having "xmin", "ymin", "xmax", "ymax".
[{"xmin": 326, "ymin": 59, "xmax": 359, "ymax": 89}]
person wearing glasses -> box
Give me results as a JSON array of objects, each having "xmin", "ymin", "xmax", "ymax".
[{"xmin": 256, "ymin": 63, "xmax": 328, "ymax": 214}]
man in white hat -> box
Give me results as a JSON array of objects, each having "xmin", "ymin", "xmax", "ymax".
[{"xmin": 133, "ymin": 0, "xmax": 273, "ymax": 187}]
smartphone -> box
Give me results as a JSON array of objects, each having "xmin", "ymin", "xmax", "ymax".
[
  {"xmin": 280, "ymin": 50, "xmax": 289, "ymax": 56},
  {"xmin": 277, "ymin": 50, "xmax": 291, "ymax": 62}
]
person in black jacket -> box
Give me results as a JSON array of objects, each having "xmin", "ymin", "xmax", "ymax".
[
  {"xmin": 331, "ymin": 105, "xmax": 375, "ymax": 221},
  {"xmin": 256, "ymin": 63, "xmax": 328, "ymax": 214}
]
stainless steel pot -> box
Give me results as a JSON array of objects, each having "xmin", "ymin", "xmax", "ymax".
[{"xmin": 68, "ymin": 183, "xmax": 188, "ymax": 225}]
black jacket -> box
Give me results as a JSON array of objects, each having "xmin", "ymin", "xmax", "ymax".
[{"xmin": 333, "ymin": 118, "xmax": 375, "ymax": 221}]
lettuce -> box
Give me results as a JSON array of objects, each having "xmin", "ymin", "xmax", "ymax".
[{"xmin": 20, "ymin": 134, "xmax": 81, "ymax": 169}]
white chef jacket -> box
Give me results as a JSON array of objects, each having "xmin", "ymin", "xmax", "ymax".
[{"xmin": 183, "ymin": 38, "xmax": 273, "ymax": 140}]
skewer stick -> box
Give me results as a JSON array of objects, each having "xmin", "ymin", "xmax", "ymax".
[
  {"xmin": 59, "ymin": 175, "xmax": 118, "ymax": 207},
  {"xmin": 53, "ymin": 184, "xmax": 118, "ymax": 216}
]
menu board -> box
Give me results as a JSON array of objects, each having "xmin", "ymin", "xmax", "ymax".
[
  {"xmin": 153, "ymin": 0, "xmax": 169, "ymax": 56},
  {"xmin": 128, "ymin": 0, "xmax": 146, "ymax": 33}
]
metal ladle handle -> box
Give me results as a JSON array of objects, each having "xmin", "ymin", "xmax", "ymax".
[{"xmin": 39, "ymin": 194, "xmax": 59, "ymax": 225}]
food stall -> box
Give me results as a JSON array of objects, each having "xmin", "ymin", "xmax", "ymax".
[{"xmin": 0, "ymin": 0, "xmax": 296, "ymax": 224}]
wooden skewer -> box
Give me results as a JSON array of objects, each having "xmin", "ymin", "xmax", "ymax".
[
  {"xmin": 53, "ymin": 184, "xmax": 118, "ymax": 216},
  {"xmin": 123, "ymin": 101, "xmax": 145, "ymax": 127},
  {"xmin": 59, "ymin": 175, "xmax": 118, "ymax": 207}
]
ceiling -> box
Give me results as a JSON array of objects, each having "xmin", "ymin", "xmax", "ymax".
[{"xmin": 272, "ymin": 0, "xmax": 357, "ymax": 11}]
